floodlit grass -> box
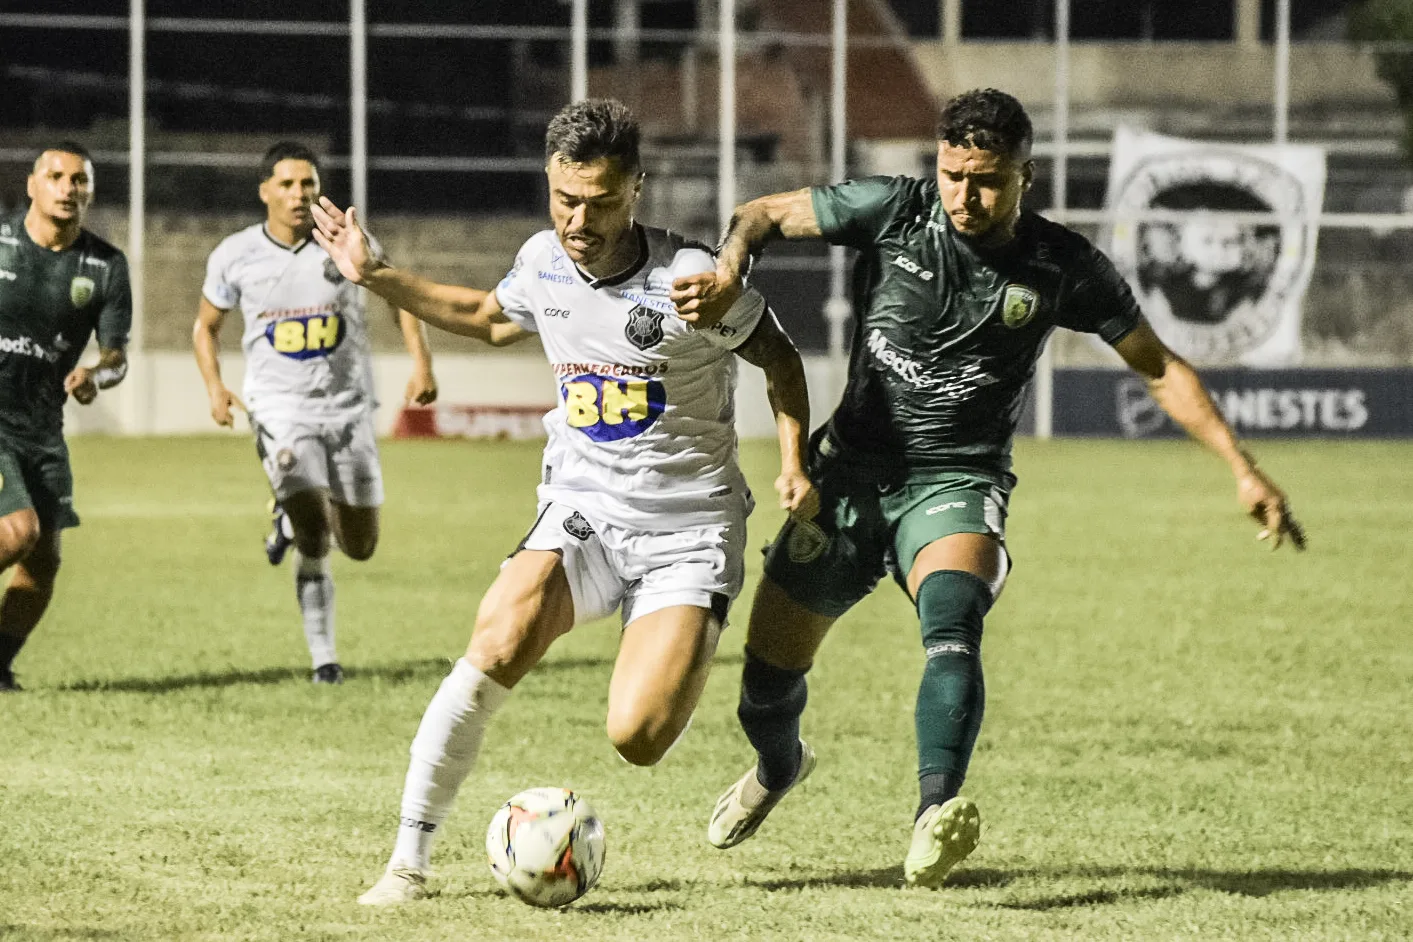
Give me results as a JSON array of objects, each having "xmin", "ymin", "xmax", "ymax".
[{"xmin": 3, "ymin": 436, "xmax": 1410, "ymax": 941}]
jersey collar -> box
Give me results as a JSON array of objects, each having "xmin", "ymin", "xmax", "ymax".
[
  {"xmin": 575, "ymin": 224, "xmax": 648, "ymax": 289},
  {"xmin": 262, "ymin": 223, "xmax": 311, "ymax": 253}
]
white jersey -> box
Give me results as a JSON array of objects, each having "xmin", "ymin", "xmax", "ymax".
[
  {"xmin": 202, "ymin": 223, "xmax": 375, "ymax": 421},
  {"xmin": 495, "ymin": 226, "xmax": 767, "ymax": 531}
]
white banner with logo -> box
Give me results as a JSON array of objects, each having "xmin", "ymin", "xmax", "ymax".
[{"xmin": 1105, "ymin": 127, "xmax": 1326, "ymax": 366}]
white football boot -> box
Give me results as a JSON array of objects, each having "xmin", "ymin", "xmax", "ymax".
[
  {"xmin": 707, "ymin": 741, "xmax": 816, "ymax": 849},
  {"xmin": 903, "ymin": 796, "xmax": 980, "ymax": 888},
  {"xmin": 357, "ymin": 865, "xmax": 431, "ymax": 905}
]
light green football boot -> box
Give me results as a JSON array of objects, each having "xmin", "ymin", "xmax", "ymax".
[{"xmin": 903, "ymin": 796, "xmax": 981, "ymax": 888}]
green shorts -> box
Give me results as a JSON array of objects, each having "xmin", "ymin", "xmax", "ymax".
[
  {"xmin": 0, "ymin": 437, "xmax": 80, "ymax": 531},
  {"xmin": 763, "ymin": 437, "xmax": 1010, "ymax": 619}
]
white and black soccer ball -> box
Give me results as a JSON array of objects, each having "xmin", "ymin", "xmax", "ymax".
[{"xmin": 485, "ymin": 786, "xmax": 605, "ymax": 908}]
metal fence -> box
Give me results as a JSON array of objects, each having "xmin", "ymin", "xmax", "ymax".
[{"xmin": 3, "ymin": 1, "xmax": 1412, "ymax": 434}]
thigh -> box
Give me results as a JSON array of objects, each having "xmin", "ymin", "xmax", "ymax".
[
  {"xmin": 617, "ymin": 515, "xmax": 746, "ymax": 629},
  {"xmin": 0, "ymin": 447, "xmax": 35, "ymax": 524},
  {"xmin": 608, "ymin": 603, "xmax": 720, "ymax": 742},
  {"xmin": 329, "ymin": 502, "xmax": 379, "ymax": 560},
  {"xmin": 326, "ymin": 412, "xmax": 384, "ymax": 509},
  {"xmin": 761, "ymin": 473, "xmax": 889, "ymax": 621},
  {"xmin": 743, "ymin": 575, "xmax": 837, "ymax": 671},
  {"xmin": 468, "ymin": 549, "xmax": 576, "ymax": 688},
  {"xmin": 518, "ymin": 502, "xmax": 625, "ymax": 626},
  {"xmin": 888, "ymin": 475, "xmax": 1011, "ymax": 599},
  {"xmin": 22, "ymin": 442, "xmax": 79, "ymax": 531},
  {"xmin": 253, "ymin": 413, "xmax": 329, "ymax": 502}
]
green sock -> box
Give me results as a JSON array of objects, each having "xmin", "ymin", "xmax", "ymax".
[{"xmin": 914, "ymin": 570, "xmax": 991, "ymax": 816}]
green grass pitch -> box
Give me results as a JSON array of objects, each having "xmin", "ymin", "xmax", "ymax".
[{"xmin": 3, "ymin": 435, "xmax": 1410, "ymax": 941}]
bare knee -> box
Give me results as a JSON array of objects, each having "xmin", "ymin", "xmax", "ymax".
[
  {"xmin": 606, "ymin": 715, "xmax": 677, "ymax": 767},
  {"xmin": 0, "ymin": 511, "xmax": 42, "ymax": 570}
]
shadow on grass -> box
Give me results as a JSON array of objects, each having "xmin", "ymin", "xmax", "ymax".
[
  {"xmin": 992, "ymin": 867, "xmax": 1412, "ymax": 911},
  {"xmin": 572, "ymin": 899, "xmax": 683, "ymax": 915},
  {"xmin": 746, "ymin": 866, "xmax": 905, "ymax": 891},
  {"xmin": 57, "ymin": 655, "xmax": 621, "ymax": 693}
]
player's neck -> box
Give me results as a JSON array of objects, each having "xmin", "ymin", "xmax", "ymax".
[
  {"xmin": 265, "ymin": 218, "xmax": 313, "ymax": 248},
  {"xmin": 578, "ymin": 224, "xmax": 644, "ymax": 282},
  {"xmin": 23, "ymin": 207, "xmax": 81, "ymax": 252}
]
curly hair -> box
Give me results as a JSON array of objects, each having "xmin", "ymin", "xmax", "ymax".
[
  {"xmin": 544, "ymin": 98, "xmax": 642, "ymax": 174},
  {"xmin": 936, "ymin": 89, "xmax": 1033, "ymax": 158}
]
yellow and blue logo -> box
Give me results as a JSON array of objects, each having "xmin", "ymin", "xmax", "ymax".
[
  {"xmin": 266, "ymin": 312, "xmax": 345, "ymax": 360},
  {"xmin": 561, "ymin": 374, "xmax": 666, "ymax": 442}
]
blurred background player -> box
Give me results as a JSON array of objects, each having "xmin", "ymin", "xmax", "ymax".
[
  {"xmin": 311, "ymin": 99, "xmax": 816, "ymax": 904},
  {"xmin": 192, "ymin": 142, "xmax": 437, "ymax": 684},
  {"xmin": 0, "ymin": 143, "xmax": 131, "ymax": 691},
  {"xmin": 677, "ymin": 88, "xmax": 1306, "ymax": 887}
]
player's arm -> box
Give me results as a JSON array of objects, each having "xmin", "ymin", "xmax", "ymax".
[
  {"xmin": 63, "ymin": 346, "xmax": 127, "ymax": 406},
  {"xmin": 396, "ymin": 307, "xmax": 438, "ymax": 405},
  {"xmin": 671, "ymin": 188, "xmax": 822, "ymax": 329},
  {"xmin": 1113, "ymin": 319, "xmax": 1306, "ymax": 551},
  {"xmin": 311, "ymin": 197, "xmax": 525, "ymax": 346},
  {"xmin": 733, "ymin": 311, "xmax": 818, "ymax": 519},
  {"xmin": 192, "ymin": 297, "xmax": 246, "ymax": 427}
]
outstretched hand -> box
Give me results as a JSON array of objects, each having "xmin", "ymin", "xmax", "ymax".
[
  {"xmin": 311, "ymin": 196, "xmax": 378, "ymax": 284},
  {"xmin": 670, "ymin": 264, "xmax": 743, "ymax": 329},
  {"xmin": 1237, "ymin": 467, "xmax": 1306, "ymax": 551}
]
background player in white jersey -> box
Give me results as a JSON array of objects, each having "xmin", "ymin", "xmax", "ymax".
[
  {"xmin": 311, "ymin": 99, "xmax": 816, "ymax": 904},
  {"xmin": 192, "ymin": 142, "xmax": 437, "ymax": 684}
]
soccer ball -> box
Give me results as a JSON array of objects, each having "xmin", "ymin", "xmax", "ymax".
[{"xmin": 486, "ymin": 787, "xmax": 606, "ymax": 908}]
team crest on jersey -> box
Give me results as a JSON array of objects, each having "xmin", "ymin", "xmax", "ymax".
[
  {"xmin": 624, "ymin": 304, "xmax": 665, "ymax": 350},
  {"xmin": 785, "ymin": 518, "xmax": 828, "ymax": 564},
  {"xmin": 562, "ymin": 511, "xmax": 594, "ymax": 541},
  {"xmin": 1000, "ymin": 284, "xmax": 1038, "ymax": 328},
  {"xmin": 322, "ymin": 257, "xmax": 345, "ymax": 285},
  {"xmin": 70, "ymin": 275, "xmax": 96, "ymax": 308}
]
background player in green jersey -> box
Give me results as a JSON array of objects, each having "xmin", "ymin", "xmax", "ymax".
[
  {"xmin": 673, "ymin": 89, "xmax": 1306, "ymax": 886},
  {"xmin": 0, "ymin": 143, "xmax": 131, "ymax": 691}
]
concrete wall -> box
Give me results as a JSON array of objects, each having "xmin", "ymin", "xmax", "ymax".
[{"xmin": 912, "ymin": 41, "xmax": 1393, "ymax": 116}]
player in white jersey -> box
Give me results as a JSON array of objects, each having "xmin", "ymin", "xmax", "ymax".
[
  {"xmin": 193, "ymin": 142, "xmax": 437, "ymax": 684},
  {"xmin": 311, "ymin": 100, "xmax": 817, "ymax": 905}
]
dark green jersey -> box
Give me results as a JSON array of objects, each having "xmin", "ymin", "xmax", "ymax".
[
  {"xmin": 0, "ymin": 211, "xmax": 131, "ymax": 442},
  {"xmin": 812, "ymin": 175, "xmax": 1141, "ymax": 478}
]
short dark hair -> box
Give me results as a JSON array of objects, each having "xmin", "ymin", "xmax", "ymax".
[
  {"xmin": 544, "ymin": 99, "xmax": 642, "ymax": 174},
  {"xmin": 937, "ymin": 89, "xmax": 1033, "ymax": 159},
  {"xmin": 33, "ymin": 141, "xmax": 92, "ymax": 169},
  {"xmin": 262, "ymin": 141, "xmax": 320, "ymax": 180}
]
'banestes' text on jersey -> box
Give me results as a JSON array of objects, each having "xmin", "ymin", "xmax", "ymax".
[
  {"xmin": 813, "ymin": 175, "xmax": 1142, "ymax": 479},
  {"xmin": 495, "ymin": 225, "xmax": 764, "ymax": 530},
  {"xmin": 202, "ymin": 223, "xmax": 376, "ymax": 421},
  {"xmin": 0, "ymin": 211, "xmax": 131, "ymax": 443}
]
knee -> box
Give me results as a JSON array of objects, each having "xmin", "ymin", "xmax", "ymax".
[
  {"xmin": 606, "ymin": 717, "xmax": 673, "ymax": 767},
  {"xmin": 0, "ymin": 512, "xmax": 40, "ymax": 563},
  {"xmin": 342, "ymin": 536, "xmax": 377, "ymax": 562},
  {"xmin": 916, "ymin": 570, "xmax": 991, "ymax": 653}
]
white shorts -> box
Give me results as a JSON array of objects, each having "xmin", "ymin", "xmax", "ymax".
[
  {"xmin": 253, "ymin": 410, "xmax": 384, "ymax": 508},
  {"xmin": 517, "ymin": 501, "xmax": 746, "ymax": 628}
]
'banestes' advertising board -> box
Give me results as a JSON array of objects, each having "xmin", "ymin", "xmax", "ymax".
[{"xmin": 1053, "ymin": 368, "xmax": 1413, "ymax": 438}]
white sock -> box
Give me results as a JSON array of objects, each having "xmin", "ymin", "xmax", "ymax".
[
  {"xmin": 391, "ymin": 657, "xmax": 511, "ymax": 870},
  {"xmin": 294, "ymin": 550, "xmax": 336, "ymax": 668}
]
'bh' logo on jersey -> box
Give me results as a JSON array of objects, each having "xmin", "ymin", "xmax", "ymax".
[
  {"xmin": 624, "ymin": 305, "xmax": 665, "ymax": 350},
  {"xmin": 1001, "ymin": 284, "xmax": 1038, "ymax": 328}
]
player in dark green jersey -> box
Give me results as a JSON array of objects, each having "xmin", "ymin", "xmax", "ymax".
[
  {"xmin": 674, "ymin": 89, "xmax": 1305, "ymax": 885},
  {"xmin": 0, "ymin": 143, "xmax": 132, "ymax": 691}
]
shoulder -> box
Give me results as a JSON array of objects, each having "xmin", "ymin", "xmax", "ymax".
[
  {"xmin": 642, "ymin": 226, "xmax": 712, "ymax": 264},
  {"xmin": 1021, "ymin": 212, "xmax": 1108, "ymax": 270},
  {"xmin": 208, "ymin": 223, "xmax": 264, "ymax": 264},
  {"xmin": 514, "ymin": 229, "xmax": 560, "ymax": 262},
  {"xmin": 77, "ymin": 228, "xmax": 129, "ymax": 274}
]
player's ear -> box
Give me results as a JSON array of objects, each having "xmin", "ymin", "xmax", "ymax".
[
  {"xmin": 258, "ymin": 177, "xmax": 273, "ymax": 208},
  {"xmin": 26, "ymin": 173, "xmax": 36, "ymax": 202},
  {"xmin": 1020, "ymin": 160, "xmax": 1035, "ymax": 192}
]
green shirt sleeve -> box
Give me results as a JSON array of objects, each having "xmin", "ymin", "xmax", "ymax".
[
  {"xmin": 1056, "ymin": 243, "xmax": 1142, "ymax": 346},
  {"xmin": 97, "ymin": 251, "xmax": 133, "ymax": 350},
  {"xmin": 810, "ymin": 175, "xmax": 917, "ymax": 250}
]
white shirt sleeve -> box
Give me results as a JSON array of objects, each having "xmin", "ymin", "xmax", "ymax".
[
  {"xmin": 491, "ymin": 238, "xmax": 540, "ymax": 333},
  {"xmin": 201, "ymin": 239, "xmax": 238, "ymax": 310},
  {"xmin": 695, "ymin": 285, "xmax": 768, "ymax": 351}
]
